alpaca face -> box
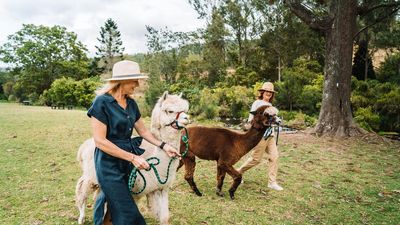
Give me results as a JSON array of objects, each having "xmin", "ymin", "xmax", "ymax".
[
  {"xmin": 158, "ymin": 92, "xmax": 191, "ymax": 128},
  {"xmin": 252, "ymin": 105, "xmax": 280, "ymax": 128}
]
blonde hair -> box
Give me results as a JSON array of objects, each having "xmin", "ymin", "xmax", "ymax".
[
  {"xmin": 96, "ymin": 81, "xmax": 121, "ymax": 96},
  {"xmin": 95, "ymin": 80, "xmax": 138, "ymax": 98}
]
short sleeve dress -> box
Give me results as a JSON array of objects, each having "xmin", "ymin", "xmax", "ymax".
[{"xmin": 87, "ymin": 93, "xmax": 146, "ymax": 225}]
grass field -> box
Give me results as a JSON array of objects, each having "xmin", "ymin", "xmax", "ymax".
[{"xmin": 0, "ymin": 103, "xmax": 399, "ymax": 225}]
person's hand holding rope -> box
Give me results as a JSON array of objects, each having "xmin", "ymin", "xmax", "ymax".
[
  {"xmin": 162, "ymin": 143, "xmax": 181, "ymax": 158},
  {"xmin": 131, "ymin": 154, "xmax": 150, "ymax": 170}
]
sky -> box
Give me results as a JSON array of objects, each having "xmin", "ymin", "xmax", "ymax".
[{"xmin": 0, "ymin": 0, "xmax": 205, "ymax": 57}]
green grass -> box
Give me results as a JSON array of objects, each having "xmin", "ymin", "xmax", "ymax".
[{"xmin": 0, "ymin": 103, "xmax": 399, "ymax": 225}]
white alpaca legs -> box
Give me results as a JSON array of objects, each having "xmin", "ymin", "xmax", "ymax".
[
  {"xmin": 76, "ymin": 176, "xmax": 98, "ymax": 225},
  {"xmin": 76, "ymin": 176, "xmax": 89, "ymax": 225},
  {"xmin": 147, "ymin": 189, "xmax": 171, "ymax": 225}
]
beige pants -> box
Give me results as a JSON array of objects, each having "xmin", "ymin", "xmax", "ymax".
[{"xmin": 238, "ymin": 137, "xmax": 279, "ymax": 184}]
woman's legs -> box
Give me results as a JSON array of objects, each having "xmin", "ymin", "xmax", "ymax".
[
  {"xmin": 93, "ymin": 190, "xmax": 106, "ymax": 225},
  {"xmin": 265, "ymin": 137, "xmax": 283, "ymax": 190},
  {"xmin": 94, "ymin": 149, "xmax": 146, "ymax": 225},
  {"xmin": 238, "ymin": 140, "xmax": 266, "ymax": 174},
  {"xmin": 101, "ymin": 178, "xmax": 146, "ymax": 225}
]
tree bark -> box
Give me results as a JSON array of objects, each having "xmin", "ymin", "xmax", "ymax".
[{"xmin": 314, "ymin": 0, "xmax": 361, "ymax": 137}]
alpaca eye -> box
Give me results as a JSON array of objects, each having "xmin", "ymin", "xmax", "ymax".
[{"xmin": 168, "ymin": 110, "xmax": 174, "ymax": 114}]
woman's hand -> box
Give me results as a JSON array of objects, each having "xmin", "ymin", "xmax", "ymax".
[
  {"xmin": 163, "ymin": 144, "xmax": 181, "ymax": 158},
  {"xmin": 131, "ymin": 154, "xmax": 150, "ymax": 170}
]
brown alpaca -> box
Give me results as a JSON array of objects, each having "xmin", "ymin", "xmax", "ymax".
[{"xmin": 179, "ymin": 105, "xmax": 280, "ymax": 199}]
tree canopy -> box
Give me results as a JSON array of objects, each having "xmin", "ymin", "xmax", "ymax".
[{"xmin": 0, "ymin": 24, "xmax": 89, "ymax": 101}]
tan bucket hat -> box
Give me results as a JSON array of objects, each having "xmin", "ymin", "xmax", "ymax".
[
  {"xmin": 106, "ymin": 60, "xmax": 149, "ymax": 81},
  {"xmin": 258, "ymin": 82, "xmax": 277, "ymax": 93}
]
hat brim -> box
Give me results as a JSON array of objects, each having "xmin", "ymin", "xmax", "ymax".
[
  {"xmin": 258, "ymin": 89, "xmax": 277, "ymax": 93},
  {"xmin": 106, "ymin": 75, "xmax": 149, "ymax": 81}
]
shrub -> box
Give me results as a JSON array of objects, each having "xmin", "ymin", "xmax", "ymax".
[
  {"xmin": 41, "ymin": 77, "xmax": 101, "ymax": 108},
  {"xmin": 192, "ymin": 88, "xmax": 219, "ymax": 119},
  {"xmin": 284, "ymin": 111, "xmax": 317, "ymax": 130},
  {"xmin": 354, "ymin": 107, "xmax": 380, "ymax": 132},
  {"xmin": 8, "ymin": 94, "xmax": 16, "ymax": 102},
  {"xmin": 74, "ymin": 77, "xmax": 102, "ymax": 109}
]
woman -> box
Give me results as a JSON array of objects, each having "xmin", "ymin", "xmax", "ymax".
[
  {"xmin": 87, "ymin": 60, "xmax": 180, "ymax": 225},
  {"xmin": 238, "ymin": 82, "xmax": 283, "ymax": 191}
]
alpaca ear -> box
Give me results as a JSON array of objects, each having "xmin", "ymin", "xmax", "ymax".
[
  {"xmin": 162, "ymin": 91, "xmax": 169, "ymax": 100},
  {"xmin": 178, "ymin": 92, "xmax": 183, "ymax": 98},
  {"xmin": 158, "ymin": 91, "xmax": 169, "ymax": 107}
]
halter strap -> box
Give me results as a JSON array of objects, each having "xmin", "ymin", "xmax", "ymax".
[{"xmin": 167, "ymin": 111, "xmax": 185, "ymax": 130}]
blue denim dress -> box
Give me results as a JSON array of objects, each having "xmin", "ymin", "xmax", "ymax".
[{"xmin": 87, "ymin": 93, "xmax": 146, "ymax": 225}]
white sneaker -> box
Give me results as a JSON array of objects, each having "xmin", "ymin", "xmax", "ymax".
[{"xmin": 268, "ymin": 182, "xmax": 283, "ymax": 191}]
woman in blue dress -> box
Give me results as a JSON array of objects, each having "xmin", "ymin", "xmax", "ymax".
[{"xmin": 87, "ymin": 60, "xmax": 180, "ymax": 225}]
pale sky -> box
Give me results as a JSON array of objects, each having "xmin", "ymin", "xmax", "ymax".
[{"xmin": 0, "ymin": 0, "xmax": 205, "ymax": 58}]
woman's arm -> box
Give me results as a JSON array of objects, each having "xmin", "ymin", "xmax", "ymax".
[
  {"xmin": 91, "ymin": 117, "xmax": 149, "ymax": 169},
  {"xmin": 134, "ymin": 118, "xmax": 181, "ymax": 158}
]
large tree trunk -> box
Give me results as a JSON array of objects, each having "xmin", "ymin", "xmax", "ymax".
[{"xmin": 314, "ymin": 0, "xmax": 361, "ymax": 137}]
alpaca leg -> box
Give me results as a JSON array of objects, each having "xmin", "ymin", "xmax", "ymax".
[
  {"xmin": 76, "ymin": 176, "xmax": 94, "ymax": 225},
  {"xmin": 91, "ymin": 184, "xmax": 100, "ymax": 208},
  {"xmin": 176, "ymin": 159, "xmax": 184, "ymax": 171},
  {"xmin": 147, "ymin": 190, "xmax": 170, "ymax": 225},
  {"xmin": 158, "ymin": 189, "xmax": 171, "ymax": 225},
  {"xmin": 216, "ymin": 164, "xmax": 226, "ymax": 197},
  {"xmin": 222, "ymin": 165, "xmax": 242, "ymax": 200},
  {"xmin": 147, "ymin": 191, "xmax": 160, "ymax": 219},
  {"xmin": 183, "ymin": 156, "xmax": 202, "ymax": 196}
]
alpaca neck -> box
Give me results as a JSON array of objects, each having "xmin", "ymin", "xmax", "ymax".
[
  {"xmin": 158, "ymin": 126, "xmax": 181, "ymax": 149},
  {"xmin": 238, "ymin": 126, "xmax": 267, "ymax": 156}
]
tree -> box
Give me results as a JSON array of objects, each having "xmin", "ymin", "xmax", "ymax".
[
  {"xmin": 203, "ymin": 8, "xmax": 228, "ymax": 86},
  {"xmin": 95, "ymin": 18, "xmax": 125, "ymax": 75},
  {"xmin": 258, "ymin": 3, "xmax": 324, "ymax": 81},
  {"xmin": 0, "ymin": 24, "xmax": 89, "ymax": 100},
  {"xmin": 352, "ymin": 40, "xmax": 376, "ymax": 80},
  {"xmin": 283, "ymin": 0, "xmax": 400, "ymax": 137}
]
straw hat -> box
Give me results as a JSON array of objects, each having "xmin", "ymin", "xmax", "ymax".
[
  {"xmin": 258, "ymin": 82, "xmax": 276, "ymax": 93},
  {"xmin": 106, "ymin": 60, "xmax": 149, "ymax": 81}
]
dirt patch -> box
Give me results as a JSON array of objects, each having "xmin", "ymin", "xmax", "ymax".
[{"xmin": 279, "ymin": 130, "xmax": 399, "ymax": 153}]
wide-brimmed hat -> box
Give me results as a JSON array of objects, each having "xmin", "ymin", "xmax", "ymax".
[
  {"xmin": 258, "ymin": 82, "xmax": 277, "ymax": 93},
  {"xmin": 106, "ymin": 60, "xmax": 149, "ymax": 81}
]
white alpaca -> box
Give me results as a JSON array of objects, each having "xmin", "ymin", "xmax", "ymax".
[{"xmin": 75, "ymin": 91, "xmax": 190, "ymax": 225}]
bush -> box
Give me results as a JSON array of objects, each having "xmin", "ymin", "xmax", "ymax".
[
  {"xmin": 45, "ymin": 77, "xmax": 77, "ymax": 106},
  {"xmin": 351, "ymin": 79, "xmax": 400, "ymax": 132},
  {"xmin": 41, "ymin": 77, "xmax": 101, "ymax": 108},
  {"xmin": 191, "ymin": 88, "xmax": 219, "ymax": 119},
  {"xmin": 284, "ymin": 111, "xmax": 317, "ymax": 130},
  {"xmin": 74, "ymin": 77, "xmax": 102, "ymax": 109},
  {"xmin": 213, "ymin": 85, "xmax": 254, "ymax": 119},
  {"xmin": 278, "ymin": 110, "xmax": 297, "ymax": 122},
  {"xmin": 354, "ymin": 107, "xmax": 380, "ymax": 132},
  {"xmin": 8, "ymin": 94, "xmax": 16, "ymax": 102}
]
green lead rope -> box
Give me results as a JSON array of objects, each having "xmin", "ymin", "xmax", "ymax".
[{"xmin": 128, "ymin": 127, "xmax": 189, "ymax": 195}]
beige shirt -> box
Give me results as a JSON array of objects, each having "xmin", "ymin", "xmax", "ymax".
[
  {"xmin": 248, "ymin": 100, "xmax": 272, "ymax": 122},
  {"xmin": 248, "ymin": 100, "xmax": 275, "ymax": 137}
]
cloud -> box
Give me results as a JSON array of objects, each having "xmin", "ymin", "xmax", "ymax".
[{"xmin": 0, "ymin": 0, "xmax": 205, "ymax": 57}]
